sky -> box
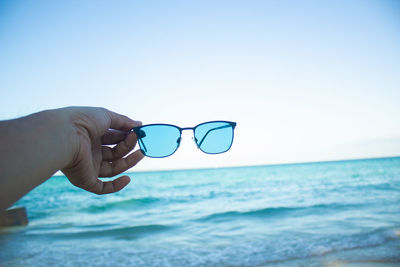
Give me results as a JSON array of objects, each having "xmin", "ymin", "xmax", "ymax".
[{"xmin": 1, "ymin": 0, "xmax": 399, "ymax": 171}]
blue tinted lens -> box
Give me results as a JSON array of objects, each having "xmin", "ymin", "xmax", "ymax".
[
  {"xmin": 194, "ymin": 122, "xmax": 234, "ymax": 154},
  {"xmin": 135, "ymin": 125, "xmax": 181, "ymax": 158}
]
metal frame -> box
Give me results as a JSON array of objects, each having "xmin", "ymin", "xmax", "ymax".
[{"xmin": 132, "ymin": 121, "xmax": 237, "ymax": 158}]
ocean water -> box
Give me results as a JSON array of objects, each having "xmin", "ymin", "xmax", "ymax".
[{"xmin": 1, "ymin": 157, "xmax": 400, "ymax": 266}]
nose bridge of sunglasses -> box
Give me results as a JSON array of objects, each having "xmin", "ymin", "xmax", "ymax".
[
  {"xmin": 179, "ymin": 130, "xmax": 198, "ymax": 148},
  {"xmin": 181, "ymin": 127, "xmax": 200, "ymax": 149}
]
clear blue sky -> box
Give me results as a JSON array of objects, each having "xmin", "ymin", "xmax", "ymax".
[{"xmin": 1, "ymin": 0, "xmax": 399, "ymax": 171}]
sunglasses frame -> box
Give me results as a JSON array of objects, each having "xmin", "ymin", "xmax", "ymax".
[{"xmin": 132, "ymin": 121, "xmax": 237, "ymax": 158}]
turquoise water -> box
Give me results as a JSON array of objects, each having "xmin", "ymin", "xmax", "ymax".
[{"xmin": 1, "ymin": 157, "xmax": 400, "ymax": 266}]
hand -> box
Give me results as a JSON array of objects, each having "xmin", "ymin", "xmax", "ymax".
[{"xmin": 61, "ymin": 107, "xmax": 144, "ymax": 194}]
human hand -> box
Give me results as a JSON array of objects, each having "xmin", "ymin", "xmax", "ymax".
[{"xmin": 61, "ymin": 107, "xmax": 144, "ymax": 194}]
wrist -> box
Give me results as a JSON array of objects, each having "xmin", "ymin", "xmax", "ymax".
[{"xmin": 38, "ymin": 108, "xmax": 79, "ymax": 172}]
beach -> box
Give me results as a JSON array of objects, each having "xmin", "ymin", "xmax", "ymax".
[{"xmin": 1, "ymin": 157, "xmax": 399, "ymax": 266}]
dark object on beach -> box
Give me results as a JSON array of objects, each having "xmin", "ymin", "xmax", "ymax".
[{"xmin": 0, "ymin": 207, "xmax": 28, "ymax": 227}]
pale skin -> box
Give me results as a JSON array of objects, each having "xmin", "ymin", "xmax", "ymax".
[{"xmin": 0, "ymin": 107, "xmax": 144, "ymax": 211}]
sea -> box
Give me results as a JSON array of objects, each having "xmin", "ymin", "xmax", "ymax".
[{"xmin": 1, "ymin": 157, "xmax": 399, "ymax": 266}]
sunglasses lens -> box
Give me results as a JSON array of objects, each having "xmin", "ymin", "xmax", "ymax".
[
  {"xmin": 194, "ymin": 122, "xmax": 234, "ymax": 154},
  {"xmin": 135, "ymin": 125, "xmax": 181, "ymax": 158}
]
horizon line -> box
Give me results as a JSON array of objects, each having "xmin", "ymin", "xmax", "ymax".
[{"xmin": 129, "ymin": 155, "xmax": 400, "ymax": 174}]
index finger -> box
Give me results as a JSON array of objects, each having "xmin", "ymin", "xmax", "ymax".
[{"xmin": 106, "ymin": 109, "xmax": 142, "ymax": 131}]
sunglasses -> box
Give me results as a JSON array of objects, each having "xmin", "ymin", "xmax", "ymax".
[{"xmin": 132, "ymin": 121, "xmax": 236, "ymax": 158}]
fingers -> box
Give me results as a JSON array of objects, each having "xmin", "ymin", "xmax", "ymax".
[
  {"xmin": 99, "ymin": 150, "xmax": 144, "ymax": 178},
  {"xmin": 101, "ymin": 129, "xmax": 129, "ymax": 145},
  {"xmin": 65, "ymin": 156, "xmax": 134, "ymax": 194},
  {"xmin": 78, "ymin": 175, "xmax": 132, "ymax": 195},
  {"xmin": 106, "ymin": 109, "xmax": 142, "ymax": 131},
  {"xmin": 102, "ymin": 131, "xmax": 138, "ymax": 161},
  {"xmin": 93, "ymin": 176, "xmax": 131, "ymax": 194}
]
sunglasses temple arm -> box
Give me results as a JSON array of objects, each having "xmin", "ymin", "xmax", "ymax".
[
  {"xmin": 197, "ymin": 124, "xmax": 233, "ymax": 148},
  {"xmin": 138, "ymin": 138, "xmax": 147, "ymax": 153},
  {"xmin": 132, "ymin": 128, "xmax": 148, "ymax": 153}
]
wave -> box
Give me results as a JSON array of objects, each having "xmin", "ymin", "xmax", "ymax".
[
  {"xmin": 196, "ymin": 202, "xmax": 366, "ymax": 222},
  {"xmin": 82, "ymin": 192, "xmax": 235, "ymax": 214},
  {"xmin": 13, "ymin": 225, "xmax": 400, "ymax": 267},
  {"xmin": 83, "ymin": 197, "xmax": 162, "ymax": 213},
  {"xmin": 332, "ymin": 182, "xmax": 400, "ymax": 193},
  {"xmin": 251, "ymin": 226, "xmax": 400, "ymax": 266},
  {"xmin": 32, "ymin": 224, "xmax": 173, "ymax": 240},
  {"xmin": 313, "ymin": 226, "xmax": 400, "ymax": 256},
  {"xmin": 359, "ymin": 182, "xmax": 400, "ymax": 191}
]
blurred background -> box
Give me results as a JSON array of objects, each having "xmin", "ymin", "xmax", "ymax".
[{"xmin": 1, "ymin": 0, "xmax": 399, "ymax": 171}]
